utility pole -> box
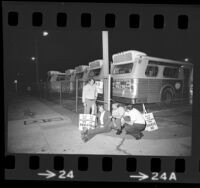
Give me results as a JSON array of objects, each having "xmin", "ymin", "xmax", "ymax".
[
  {"xmin": 35, "ymin": 38, "xmax": 40, "ymax": 86},
  {"xmin": 32, "ymin": 31, "xmax": 48, "ymax": 98},
  {"xmin": 102, "ymin": 31, "xmax": 110, "ymax": 111},
  {"xmin": 34, "ymin": 37, "xmax": 41, "ymax": 98}
]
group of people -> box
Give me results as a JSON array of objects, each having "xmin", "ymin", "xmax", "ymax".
[{"xmin": 81, "ymin": 78, "xmax": 146, "ymax": 142}]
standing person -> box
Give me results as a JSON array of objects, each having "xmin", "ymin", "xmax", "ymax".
[
  {"xmin": 81, "ymin": 103, "xmax": 112, "ymax": 142},
  {"xmin": 121, "ymin": 104, "xmax": 146, "ymax": 140},
  {"xmin": 82, "ymin": 78, "xmax": 98, "ymax": 115},
  {"xmin": 111, "ymin": 103, "xmax": 125, "ymax": 135}
]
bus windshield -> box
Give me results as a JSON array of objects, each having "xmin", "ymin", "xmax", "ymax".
[
  {"xmin": 47, "ymin": 76, "xmax": 51, "ymax": 81},
  {"xmin": 56, "ymin": 75, "xmax": 66, "ymax": 81},
  {"xmin": 112, "ymin": 63, "xmax": 133, "ymax": 74},
  {"xmin": 76, "ymin": 72, "xmax": 84, "ymax": 79},
  {"xmin": 89, "ymin": 68, "xmax": 101, "ymax": 77}
]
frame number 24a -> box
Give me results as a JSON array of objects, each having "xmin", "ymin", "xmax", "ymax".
[
  {"xmin": 151, "ymin": 172, "xmax": 176, "ymax": 181},
  {"xmin": 130, "ymin": 172, "xmax": 177, "ymax": 181}
]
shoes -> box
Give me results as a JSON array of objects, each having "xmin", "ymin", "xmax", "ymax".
[
  {"xmin": 116, "ymin": 129, "xmax": 122, "ymax": 135},
  {"xmin": 125, "ymin": 131, "xmax": 143, "ymax": 140},
  {"xmin": 128, "ymin": 133, "xmax": 142, "ymax": 140},
  {"xmin": 81, "ymin": 129, "xmax": 89, "ymax": 142},
  {"xmin": 82, "ymin": 136, "xmax": 89, "ymax": 143},
  {"xmin": 135, "ymin": 135, "xmax": 141, "ymax": 140},
  {"xmin": 135, "ymin": 133, "xmax": 144, "ymax": 140},
  {"xmin": 81, "ymin": 129, "xmax": 88, "ymax": 136}
]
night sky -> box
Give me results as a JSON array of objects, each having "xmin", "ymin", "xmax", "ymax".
[
  {"xmin": 4, "ymin": 29, "xmax": 195, "ymax": 84},
  {"xmin": 3, "ymin": 3, "xmax": 199, "ymax": 86}
]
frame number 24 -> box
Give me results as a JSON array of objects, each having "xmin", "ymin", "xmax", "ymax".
[{"xmin": 58, "ymin": 170, "xmax": 74, "ymax": 179}]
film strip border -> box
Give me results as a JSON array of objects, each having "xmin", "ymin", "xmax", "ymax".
[
  {"xmin": 4, "ymin": 155, "xmax": 200, "ymax": 182},
  {"xmin": 3, "ymin": 2, "xmax": 198, "ymax": 30},
  {"xmin": 6, "ymin": 10, "xmax": 189, "ymax": 29},
  {"xmin": 3, "ymin": 2, "xmax": 200, "ymax": 183}
]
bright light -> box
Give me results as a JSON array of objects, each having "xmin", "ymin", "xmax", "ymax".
[
  {"xmin": 31, "ymin": 56, "xmax": 36, "ymax": 61},
  {"xmin": 184, "ymin": 58, "xmax": 189, "ymax": 62},
  {"xmin": 42, "ymin": 31, "xmax": 49, "ymax": 36}
]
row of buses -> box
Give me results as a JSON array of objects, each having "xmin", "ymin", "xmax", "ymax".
[{"xmin": 47, "ymin": 50, "xmax": 193, "ymax": 104}]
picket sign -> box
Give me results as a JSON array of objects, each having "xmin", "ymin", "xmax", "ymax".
[
  {"xmin": 142, "ymin": 104, "xmax": 158, "ymax": 132},
  {"xmin": 95, "ymin": 80, "xmax": 103, "ymax": 94},
  {"xmin": 79, "ymin": 114, "xmax": 96, "ymax": 131}
]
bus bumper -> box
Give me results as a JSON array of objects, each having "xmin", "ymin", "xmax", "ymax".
[{"xmin": 112, "ymin": 96, "xmax": 147, "ymax": 104}]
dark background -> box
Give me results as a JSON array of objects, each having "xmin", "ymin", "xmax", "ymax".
[
  {"xmin": 4, "ymin": 29, "xmax": 194, "ymax": 84},
  {"xmin": 3, "ymin": 2, "xmax": 198, "ymax": 87}
]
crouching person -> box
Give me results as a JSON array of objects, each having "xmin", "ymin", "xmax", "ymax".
[
  {"xmin": 81, "ymin": 103, "xmax": 112, "ymax": 142},
  {"xmin": 111, "ymin": 103, "xmax": 125, "ymax": 135},
  {"xmin": 122, "ymin": 104, "xmax": 146, "ymax": 140}
]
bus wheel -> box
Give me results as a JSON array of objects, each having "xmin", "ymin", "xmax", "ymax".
[{"xmin": 161, "ymin": 89, "xmax": 173, "ymax": 104}]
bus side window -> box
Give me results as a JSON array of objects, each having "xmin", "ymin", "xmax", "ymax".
[
  {"xmin": 145, "ymin": 66, "xmax": 158, "ymax": 77},
  {"xmin": 163, "ymin": 67, "xmax": 178, "ymax": 78}
]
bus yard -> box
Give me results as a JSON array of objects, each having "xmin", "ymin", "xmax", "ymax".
[
  {"xmin": 7, "ymin": 50, "xmax": 193, "ymax": 155},
  {"xmin": 30, "ymin": 50, "xmax": 193, "ymax": 111}
]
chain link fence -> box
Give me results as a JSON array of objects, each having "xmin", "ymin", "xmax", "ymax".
[{"xmin": 22, "ymin": 78, "xmax": 192, "ymax": 114}]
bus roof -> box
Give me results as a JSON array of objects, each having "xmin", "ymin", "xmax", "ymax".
[
  {"xmin": 47, "ymin": 71, "xmax": 66, "ymax": 76},
  {"xmin": 75, "ymin": 65, "xmax": 89, "ymax": 73},
  {"xmin": 112, "ymin": 50, "xmax": 193, "ymax": 67},
  {"xmin": 144, "ymin": 56, "xmax": 193, "ymax": 67},
  {"xmin": 112, "ymin": 50, "xmax": 147, "ymax": 63},
  {"xmin": 88, "ymin": 59, "xmax": 103, "ymax": 70},
  {"xmin": 65, "ymin": 69, "xmax": 75, "ymax": 75}
]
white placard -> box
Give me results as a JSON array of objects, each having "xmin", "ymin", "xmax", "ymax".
[
  {"xmin": 143, "ymin": 112, "xmax": 158, "ymax": 131},
  {"xmin": 95, "ymin": 81, "xmax": 103, "ymax": 94},
  {"xmin": 79, "ymin": 114, "xmax": 96, "ymax": 131}
]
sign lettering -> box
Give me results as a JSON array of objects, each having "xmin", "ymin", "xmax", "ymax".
[
  {"xmin": 79, "ymin": 114, "xmax": 96, "ymax": 131},
  {"xmin": 143, "ymin": 112, "xmax": 158, "ymax": 131}
]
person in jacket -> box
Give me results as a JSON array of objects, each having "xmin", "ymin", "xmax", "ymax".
[
  {"xmin": 82, "ymin": 78, "xmax": 98, "ymax": 115},
  {"xmin": 81, "ymin": 103, "xmax": 113, "ymax": 142}
]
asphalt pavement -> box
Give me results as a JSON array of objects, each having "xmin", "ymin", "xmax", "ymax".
[{"xmin": 6, "ymin": 92, "xmax": 192, "ymax": 156}]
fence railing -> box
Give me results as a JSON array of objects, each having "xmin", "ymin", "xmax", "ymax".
[{"xmin": 22, "ymin": 79, "xmax": 192, "ymax": 113}]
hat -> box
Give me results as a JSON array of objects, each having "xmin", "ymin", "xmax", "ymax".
[
  {"xmin": 88, "ymin": 77, "xmax": 95, "ymax": 82},
  {"xmin": 125, "ymin": 104, "xmax": 133, "ymax": 110}
]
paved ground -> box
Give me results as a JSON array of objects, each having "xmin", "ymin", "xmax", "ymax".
[{"xmin": 6, "ymin": 92, "xmax": 192, "ymax": 156}]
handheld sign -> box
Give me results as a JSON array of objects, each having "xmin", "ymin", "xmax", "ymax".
[
  {"xmin": 142, "ymin": 104, "xmax": 158, "ymax": 132},
  {"xmin": 95, "ymin": 80, "xmax": 103, "ymax": 94},
  {"xmin": 79, "ymin": 114, "xmax": 96, "ymax": 131}
]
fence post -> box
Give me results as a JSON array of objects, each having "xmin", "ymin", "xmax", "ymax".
[
  {"xmin": 159, "ymin": 79, "xmax": 162, "ymax": 107},
  {"xmin": 46, "ymin": 82, "xmax": 48, "ymax": 100},
  {"xmin": 39, "ymin": 83, "xmax": 41, "ymax": 99},
  {"xmin": 60, "ymin": 81, "xmax": 62, "ymax": 105},
  {"xmin": 107, "ymin": 74, "xmax": 111, "ymax": 111},
  {"xmin": 41, "ymin": 82, "xmax": 44, "ymax": 98},
  {"xmin": 45, "ymin": 82, "xmax": 47, "ymax": 99},
  {"xmin": 75, "ymin": 79, "xmax": 78, "ymax": 113}
]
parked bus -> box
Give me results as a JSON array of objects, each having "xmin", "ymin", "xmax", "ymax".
[
  {"xmin": 47, "ymin": 71, "xmax": 67, "ymax": 93},
  {"xmin": 75, "ymin": 65, "xmax": 89, "ymax": 96},
  {"xmin": 88, "ymin": 59, "xmax": 104, "ymax": 100},
  {"xmin": 111, "ymin": 50, "xmax": 193, "ymax": 104},
  {"xmin": 65, "ymin": 69, "xmax": 76, "ymax": 94}
]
